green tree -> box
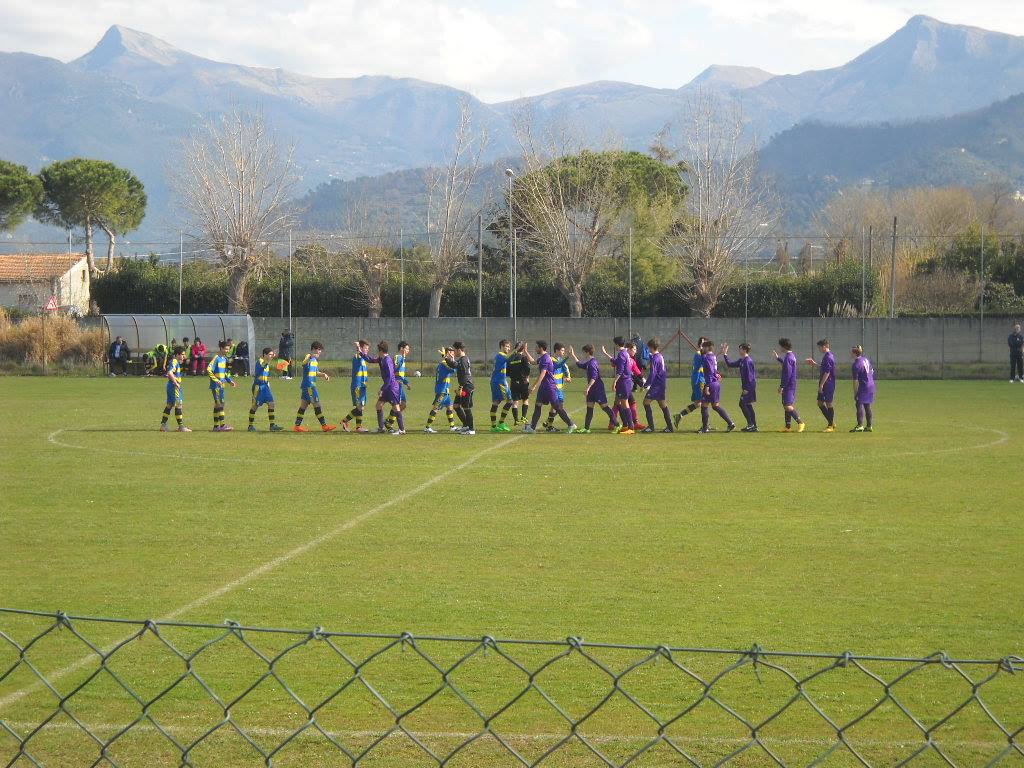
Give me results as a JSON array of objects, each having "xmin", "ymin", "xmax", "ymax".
[
  {"xmin": 35, "ymin": 158, "xmax": 147, "ymax": 275},
  {"xmin": 0, "ymin": 160, "xmax": 42, "ymax": 232}
]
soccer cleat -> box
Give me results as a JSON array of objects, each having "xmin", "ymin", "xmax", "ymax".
[
  {"xmin": 567, "ymin": 424, "xmax": 578, "ymax": 434},
  {"xmin": 661, "ymin": 427, "xmax": 674, "ymax": 433},
  {"xmin": 611, "ymin": 424, "xmax": 622, "ymax": 433},
  {"xmin": 634, "ymin": 423, "xmax": 647, "ymax": 432},
  {"xmin": 355, "ymin": 426, "xmax": 369, "ymax": 433},
  {"xmin": 461, "ymin": 429, "xmax": 476, "ymax": 436},
  {"xmin": 697, "ymin": 428, "xmax": 711, "ymax": 434},
  {"xmin": 269, "ymin": 424, "xmax": 284, "ymax": 432},
  {"xmin": 740, "ymin": 425, "xmax": 753, "ymax": 432},
  {"xmin": 424, "ymin": 426, "xmax": 437, "ymax": 433},
  {"xmin": 577, "ymin": 427, "xmax": 590, "ymax": 434},
  {"xmin": 779, "ymin": 427, "xmax": 791, "ymax": 433},
  {"xmin": 864, "ymin": 426, "xmax": 873, "ymax": 432},
  {"xmin": 797, "ymin": 422, "xmax": 806, "ymax": 433},
  {"xmin": 490, "ymin": 426, "xmax": 502, "ymax": 433},
  {"xmin": 641, "ymin": 426, "xmax": 654, "ymax": 433},
  {"xmin": 340, "ymin": 420, "xmax": 350, "ymax": 432},
  {"xmin": 850, "ymin": 425, "xmax": 865, "ymax": 432},
  {"xmin": 376, "ymin": 428, "xmax": 387, "ymax": 434},
  {"xmin": 824, "ymin": 425, "xmax": 836, "ymax": 433},
  {"xmin": 747, "ymin": 426, "xmax": 759, "ymax": 432},
  {"xmin": 725, "ymin": 423, "xmax": 736, "ymax": 433},
  {"xmin": 159, "ymin": 424, "xmax": 169, "ymax": 432},
  {"xmin": 293, "ymin": 425, "xmax": 309, "ymax": 433},
  {"xmin": 322, "ymin": 424, "xmax": 337, "ymax": 432},
  {"xmin": 673, "ymin": 413, "xmax": 682, "ymax": 430},
  {"xmin": 390, "ymin": 429, "xmax": 402, "ymax": 436},
  {"xmin": 221, "ymin": 425, "xmax": 233, "ymax": 432},
  {"xmin": 247, "ymin": 425, "xmax": 257, "ymax": 432},
  {"xmin": 523, "ymin": 425, "xmax": 536, "ymax": 433},
  {"xmin": 544, "ymin": 425, "xmax": 560, "ymax": 433},
  {"xmin": 497, "ymin": 423, "xmax": 511, "ymax": 432},
  {"xmin": 177, "ymin": 426, "xmax": 192, "ymax": 432},
  {"xmin": 619, "ymin": 428, "xmax": 635, "ymax": 436}
]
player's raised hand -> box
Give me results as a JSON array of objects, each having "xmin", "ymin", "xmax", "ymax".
[
  {"xmin": 320, "ymin": 372, "xmax": 331, "ymax": 381},
  {"xmin": 773, "ymin": 349, "xmax": 780, "ymax": 360},
  {"xmin": 804, "ymin": 357, "xmax": 817, "ymax": 366},
  {"xmin": 721, "ymin": 342, "xmax": 729, "ymax": 355}
]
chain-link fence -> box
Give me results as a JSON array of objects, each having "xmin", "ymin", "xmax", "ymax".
[{"xmin": 1, "ymin": 609, "xmax": 1020, "ymax": 767}]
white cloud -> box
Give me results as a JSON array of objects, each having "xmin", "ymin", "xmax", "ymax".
[{"xmin": 0, "ymin": 0, "xmax": 1022, "ymax": 101}]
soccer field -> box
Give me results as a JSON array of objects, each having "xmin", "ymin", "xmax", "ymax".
[{"xmin": 0, "ymin": 374, "xmax": 1021, "ymax": 766}]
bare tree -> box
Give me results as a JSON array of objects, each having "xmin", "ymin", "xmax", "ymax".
[
  {"xmin": 339, "ymin": 202, "xmax": 395, "ymax": 318},
  {"xmin": 661, "ymin": 92, "xmax": 779, "ymax": 317},
  {"xmin": 424, "ymin": 103, "xmax": 487, "ymax": 318},
  {"xmin": 511, "ymin": 122, "xmax": 625, "ymax": 318},
  {"xmin": 173, "ymin": 109, "xmax": 299, "ymax": 312}
]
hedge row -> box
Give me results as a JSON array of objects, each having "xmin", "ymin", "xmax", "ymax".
[{"xmin": 92, "ymin": 260, "xmax": 878, "ymax": 318}]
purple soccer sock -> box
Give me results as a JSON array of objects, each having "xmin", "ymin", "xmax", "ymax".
[
  {"xmin": 396, "ymin": 412, "xmax": 405, "ymax": 432},
  {"xmin": 864, "ymin": 404, "xmax": 873, "ymax": 427},
  {"xmin": 661, "ymin": 405, "xmax": 672, "ymax": 429},
  {"xmin": 856, "ymin": 403, "xmax": 865, "ymax": 425},
  {"xmin": 377, "ymin": 410, "xmax": 385, "ymax": 430},
  {"xmin": 644, "ymin": 402, "xmax": 655, "ymax": 428},
  {"xmin": 585, "ymin": 408, "xmax": 594, "ymax": 429},
  {"xmin": 701, "ymin": 407, "xmax": 710, "ymax": 430},
  {"xmin": 604, "ymin": 405, "xmax": 618, "ymax": 426},
  {"xmin": 530, "ymin": 404, "xmax": 543, "ymax": 429},
  {"xmin": 714, "ymin": 405, "xmax": 733, "ymax": 426}
]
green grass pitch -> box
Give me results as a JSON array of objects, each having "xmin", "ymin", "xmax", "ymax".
[{"xmin": 0, "ymin": 374, "xmax": 1021, "ymax": 766}]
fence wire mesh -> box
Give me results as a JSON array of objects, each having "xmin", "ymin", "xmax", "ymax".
[{"xmin": 0, "ymin": 609, "xmax": 1020, "ymax": 767}]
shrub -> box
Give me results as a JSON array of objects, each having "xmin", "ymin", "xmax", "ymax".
[{"xmin": 0, "ymin": 314, "xmax": 106, "ymax": 366}]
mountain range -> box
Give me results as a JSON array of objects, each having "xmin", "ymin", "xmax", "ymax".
[{"xmin": 2, "ymin": 15, "xmax": 1024, "ymax": 240}]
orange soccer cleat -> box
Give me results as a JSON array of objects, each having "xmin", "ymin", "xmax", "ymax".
[
  {"xmin": 322, "ymin": 424, "xmax": 337, "ymax": 432},
  {"xmin": 293, "ymin": 425, "xmax": 309, "ymax": 433}
]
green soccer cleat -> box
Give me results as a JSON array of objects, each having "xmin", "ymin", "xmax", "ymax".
[
  {"xmin": 490, "ymin": 425, "xmax": 502, "ymax": 433},
  {"xmin": 498, "ymin": 423, "xmax": 511, "ymax": 432},
  {"xmin": 577, "ymin": 427, "xmax": 590, "ymax": 434},
  {"xmin": 864, "ymin": 426, "xmax": 873, "ymax": 432}
]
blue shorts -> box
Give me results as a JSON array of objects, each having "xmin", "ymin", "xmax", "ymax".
[
  {"xmin": 210, "ymin": 385, "xmax": 225, "ymax": 404},
  {"xmin": 252, "ymin": 384, "xmax": 274, "ymax": 407},
  {"xmin": 302, "ymin": 385, "xmax": 320, "ymax": 404},
  {"xmin": 691, "ymin": 383, "xmax": 704, "ymax": 403},
  {"xmin": 491, "ymin": 378, "xmax": 511, "ymax": 402},
  {"xmin": 166, "ymin": 383, "xmax": 182, "ymax": 405},
  {"xmin": 350, "ymin": 386, "xmax": 367, "ymax": 407},
  {"xmin": 433, "ymin": 391, "xmax": 452, "ymax": 409},
  {"xmin": 556, "ymin": 389, "xmax": 565, "ymax": 403}
]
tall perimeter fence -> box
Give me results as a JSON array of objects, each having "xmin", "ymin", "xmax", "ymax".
[
  {"xmin": 252, "ymin": 316, "xmax": 1017, "ymax": 379},
  {"xmin": 0, "ymin": 609, "xmax": 1020, "ymax": 767}
]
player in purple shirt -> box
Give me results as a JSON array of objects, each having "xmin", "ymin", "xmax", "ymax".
[
  {"xmin": 601, "ymin": 336, "xmax": 635, "ymax": 434},
  {"xmin": 569, "ymin": 344, "xmax": 617, "ymax": 433},
  {"xmin": 525, "ymin": 340, "xmax": 577, "ymax": 433},
  {"xmin": 641, "ymin": 338, "xmax": 673, "ymax": 432},
  {"xmin": 805, "ymin": 338, "xmax": 837, "ymax": 432},
  {"xmin": 359, "ymin": 339, "xmax": 405, "ymax": 435},
  {"xmin": 698, "ymin": 339, "xmax": 735, "ymax": 433},
  {"xmin": 722, "ymin": 341, "xmax": 757, "ymax": 432},
  {"xmin": 773, "ymin": 338, "xmax": 805, "ymax": 432},
  {"xmin": 850, "ymin": 345, "xmax": 876, "ymax": 432}
]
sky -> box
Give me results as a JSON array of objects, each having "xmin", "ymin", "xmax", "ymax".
[{"xmin": 2, "ymin": 0, "xmax": 1024, "ymax": 102}]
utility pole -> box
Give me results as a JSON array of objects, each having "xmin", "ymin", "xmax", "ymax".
[
  {"xmin": 287, "ymin": 230, "xmax": 293, "ymax": 332},
  {"xmin": 178, "ymin": 232, "xmax": 184, "ymax": 315},
  {"xmin": 627, "ymin": 228, "xmax": 633, "ymax": 336},
  {"xmin": 979, "ymin": 220, "xmax": 986, "ymax": 360},
  {"xmin": 477, "ymin": 213, "xmax": 483, "ymax": 318},
  {"xmin": 888, "ymin": 216, "xmax": 897, "ymax": 319}
]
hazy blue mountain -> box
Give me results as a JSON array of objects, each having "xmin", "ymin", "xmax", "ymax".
[
  {"xmin": 759, "ymin": 93, "xmax": 1024, "ymax": 225},
  {"xmin": 2, "ymin": 16, "xmax": 1024, "ymax": 240}
]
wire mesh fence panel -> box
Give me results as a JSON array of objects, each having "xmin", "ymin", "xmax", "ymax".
[{"xmin": 0, "ymin": 610, "xmax": 1020, "ymax": 767}]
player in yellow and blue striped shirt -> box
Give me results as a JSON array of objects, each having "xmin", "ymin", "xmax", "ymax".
[
  {"xmin": 160, "ymin": 346, "xmax": 192, "ymax": 432},
  {"xmin": 544, "ymin": 342, "xmax": 572, "ymax": 431},
  {"xmin": 248, "ymin": 347, "xmax": 284, "ymax": 432},
  {"xmin": 206, "ymin": 340, "xmax": 237, "ymax": 431},
  {"xmin": 424, "ymin": 348, "xmax": 458, "ymax": 433},
  {"xmin": 340, "ymin": 339, "xmax": 370, "ymax": 432},
  {"xmin": 294, "ymin": 341, "xmax": 336, "ymax": 432},
  {"xmin": 385, "ymin": 341, "xmax": 412, "ymax": 432}
]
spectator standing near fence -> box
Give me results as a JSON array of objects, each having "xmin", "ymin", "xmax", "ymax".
[
  {"xmin": 1009, "ymin": 324, "xmax": 1023, "ymax": 383},
  {"xmin": 233, "ymin": 340, "xmax": 250, "ymax": 377},
  {"xmin": 279, "ymin": 330, "xmax": 295, "ymax": 379},
  {"xmin": 190, "ymin": 338, "xmax": 206, "ymax": 376}
]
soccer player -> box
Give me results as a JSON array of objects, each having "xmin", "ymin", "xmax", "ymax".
[
  {"xmin": 340, "ymin": 339, "xmax": 370, "ymax": 433},
  {"xmin": 451, "ymin": 340, "xmax": 476, "ymax": 435},
  {"xmin": 206, "ymin": 340, "xmax": 236, "ymax": 431},
  {"xmin": 425, "ymin": 348, "xmax": 459, "ymax": 433},
  {"xmin": 805, "ymin": 338, "xmax": 837, "ymax": 432},
  {"xmin": 359, "ymin": 340, "xmax": 404, "ymax": 435},
  {"xmin": 627, "ymin": 342, "xmax": 645, "ymax": 430},
  {"xmin": 568, "ymin": 344, "xmax": 617, "ymax": 433},
  {"xmin": 160, "ymin": 346, "xmax": 191, "ymax": 432},
  {"xmin": 384, "ymin": 341, "xmax": 412, "ymax": 431},
  {"xmin": 642, "ymin": 338, "xmax": 673, "ymax": 432},
  {"xmin": 850, "ymin": 345, "xmax": 876, "ymax": 432},
  {"xmin": 294, "ymin": 342, "xmax": 336, "ymax": 432},
  {"xmin": 505, "ymin": 341, "xmax": 532, "ymax": 425},
  {"xmin": 722, "ymin": 342, "xmax": 757, "ymax": 431},
  {"xmin": 248, "ymin": 347, "xmax": 283, "ymax": 432},
  {"xmin": 601, "ymin": 336, "xmax": 635, "ymax": 435},
  {"xmin": 543, "ymin": 343, "xmax": 571, "ymax": 432},
  {"xmin": 698, "ymin": 339, "xmax": 735, "ymax": 433},
  {"xmin": 773, "ymin": 338, "xmax": 805, "ymax": 432},
  {"xmin": 489, "ymin": 339, "xmax": 514, "ymax": 432},
  {"xmin": 673, "ymin": 336, "xmax": 708, "ymax": 430},
  {"xmin": 525, "ymin": 341, "xmax": 576, "ymax": 433}
]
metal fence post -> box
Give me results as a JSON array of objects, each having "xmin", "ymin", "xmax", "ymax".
[
  {"xmin": 477, "ymin": 214, "xmax": 483, "ymax": 319},
  {"xmin": 979, "ymin": 220, "xmax": 985, "ymax": 363},
  {"xmin": 178, "ymin": 232, "xmax": 183, "ymax": 315},
  {"xmin": 889, "ymin": 216, "xmax": 897, "ymax": 319}
]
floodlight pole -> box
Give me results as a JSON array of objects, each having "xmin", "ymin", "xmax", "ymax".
[
  {"xmin": 178, "ymin": 232, "xmax": 183, "ymax": 315},
  {"xmin": 628, "ymin": 227, "xmax": 633, "ymax": 337},
  {"xmin": 979, "ymin": 220, "xmax": 986, "ymax": 361},
  {"xmin": 506, "ymin": 169, "xmax": 517, "ymax": 340},
  {"xmin": 400, "ymin": 225, "xmax": 405, "ymax": 339},
  {"xmin": 287, "ymin": 230, "xmax": 293, "ymax": 333}
]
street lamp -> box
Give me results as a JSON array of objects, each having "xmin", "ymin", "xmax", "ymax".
[{"xmin": 505, "ymin": 168, "xmax": 517, "ymax": 340}]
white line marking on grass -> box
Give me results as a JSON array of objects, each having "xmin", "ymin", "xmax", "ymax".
[
  {"xmin": 4, "ymin": 431, "xmax": 532, "ymax": 712},
  {"xmin": 2, "ymin": 720, "xmax": 1010, "ymax": 751}
]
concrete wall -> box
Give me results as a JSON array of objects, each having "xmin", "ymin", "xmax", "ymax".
[{"xmin": 254, "ymin": 316, "xmax": 1022, "ymax": 378}]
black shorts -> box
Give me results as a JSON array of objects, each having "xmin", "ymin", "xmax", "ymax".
[
  {"xmin": 510, "ymin": 379, "xmax": 530, "ymax": 400},
  {"xmin": 455, "ymin": 389, "xmax": 474, "ymax": 409}
]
